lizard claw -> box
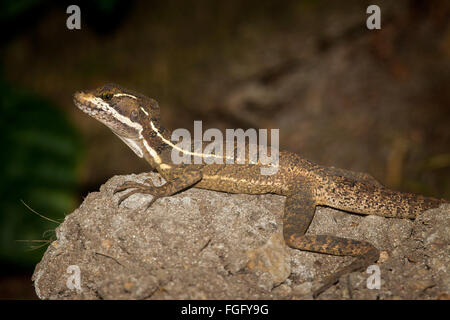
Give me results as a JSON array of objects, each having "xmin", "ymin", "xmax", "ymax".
[
  {"xmin": 117, "ymin": 188, "xmax": 160, "ymax": 209},
  {"xmin": 115, "ymin": 181, "xmax": 164, "ymax": 209},
  {"xmin": 312, "ymin": 276, "xmax": 339, "ymax": 299},
  {"xmin": 145, "ymin": 196, "xmax": 159, "ymax": 209},
  {"xmin": 114, "ymin": 175, "xmax": 193, "ymax": 210},
  {"xmin": 117, "ymin": 189, "xmax": 140, "ymax": 206},
  {"xmin": 114, "ymin": 181, "xmax": 149, "ymax": 194}
]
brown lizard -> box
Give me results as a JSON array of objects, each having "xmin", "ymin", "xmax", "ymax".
[{"xmin": 73, "ymin": 83, "xmax": 448, "ymax": 297}]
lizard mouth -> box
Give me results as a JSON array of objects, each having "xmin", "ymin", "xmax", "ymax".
[
  {"xmin": 73, "ymin": 91, "xmax": 107, "ymax": 117},
  {"xmin": 73, "ymin": 91, "xmax": 142, "ymax": 139}
]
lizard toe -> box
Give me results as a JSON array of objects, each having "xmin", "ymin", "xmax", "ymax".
[{"xmin": 114, "ymin": 181, "xmax": 152, "ymax": 194}]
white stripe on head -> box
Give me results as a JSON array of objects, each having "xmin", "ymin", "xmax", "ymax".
[
  {"xmin": 140, "ymin": 107, "xmax": 149, "ymax": 116},
  {"xmin": 89, "ymin": 97, "xmax": 143, "ymax": 132},
  {"xmin": 114, "ymin": 93, "xmax": 138, "ymax": 100}
]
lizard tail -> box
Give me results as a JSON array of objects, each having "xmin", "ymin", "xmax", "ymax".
[{"xmin": 316, "ymin": 176, "xmax": 448, "ymax": 219}]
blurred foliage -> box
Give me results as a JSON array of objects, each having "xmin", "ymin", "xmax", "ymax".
[
  {"xmin": 0, "ymin": 0, "xmax": 124, "ymax": 20},
  {"xmin": 0, "ymin": 0, "xmax": 125, "ymax": 270},
  {"xmin": 0, "ymin": 0, "xmax": 41, "ymax": 21},
  {"xmin": 92, "ymin": 0, "xmax": 123, "ymax": 14},
  {"xmin": 0, "ymin": 77, "xmax": 83, "ymax": 267},
  {"xmin": 1, "ymin": 0, "xmax": 130, "ymax": 39}
]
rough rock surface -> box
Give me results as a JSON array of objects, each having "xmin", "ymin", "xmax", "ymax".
[{"xmin": 33, "ymin": 173, "xmax": 449, "ymax": 299}]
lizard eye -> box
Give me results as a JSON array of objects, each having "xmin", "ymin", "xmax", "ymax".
[
  {"xmin": 130, "ymin": 110, "xmax": 138, "ymax": 121},
  {"xmin": 102, "ymin": 92, "xmax": 113, "ymax": 100}
]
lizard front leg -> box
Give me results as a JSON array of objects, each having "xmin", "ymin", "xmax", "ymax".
[
  {"xmin": 283, "ymin": 189, "xmax": 379, "ymax": 298},
  {"xmin": 114, "ymin": 170, "xmax": 203, "ymax": 209}
]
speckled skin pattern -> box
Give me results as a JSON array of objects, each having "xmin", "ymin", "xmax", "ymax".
[{"xmin": 74, "ymin": 84, "xmax": 448, "ymax": 297}]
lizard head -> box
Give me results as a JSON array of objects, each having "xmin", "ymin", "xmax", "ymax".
[
  {"xmin": 74, "ymin": 83, "xmax": 160, "ymax": 139},
  {"xmin": 74, "ymin": 83, "xmax": 161, "ymax": 158}
]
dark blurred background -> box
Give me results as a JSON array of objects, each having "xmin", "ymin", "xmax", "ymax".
[{"xmin": 0, "ymin": 0, "xmax": 449, "ymax": 299}]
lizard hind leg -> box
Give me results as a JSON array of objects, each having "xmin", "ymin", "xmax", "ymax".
[
  {"xmin": 283, "ymin": 190, "xmax": 379, "ymax": 298},
  {"xmin": 326, "ymin": 166, "xmax": 384, "ymax": 188}
]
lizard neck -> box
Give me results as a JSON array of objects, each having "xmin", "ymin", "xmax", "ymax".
[{"xmin": 140, "ymin": 120, "xmax": 175, "ymax": 171}]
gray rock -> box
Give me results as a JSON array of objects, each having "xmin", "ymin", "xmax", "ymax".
[{"xmin": 33, "ymin": 173, "xmax": 449, "ymax": 299}]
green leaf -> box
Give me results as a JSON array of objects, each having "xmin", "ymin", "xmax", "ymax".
[{"xmin": 0, "ymin": 79, "xmax": 83, "ymax": 267}]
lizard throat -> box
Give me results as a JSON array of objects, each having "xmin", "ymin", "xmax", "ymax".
[{"xmin": 113, "ymin": 132, "xmax": 164, "ymax": 165}]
